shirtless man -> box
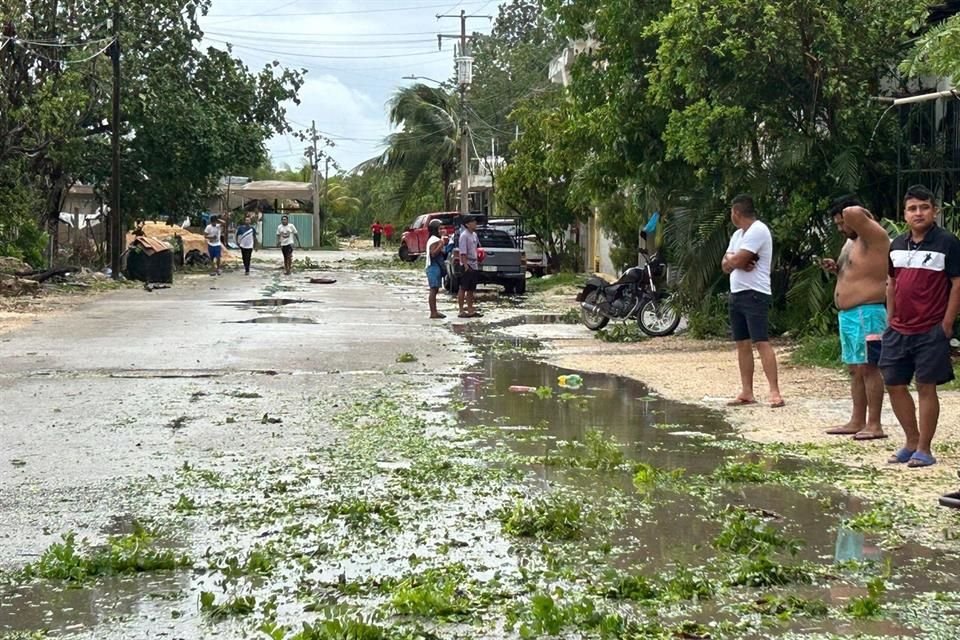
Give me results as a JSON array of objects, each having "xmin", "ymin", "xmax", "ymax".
[{"xmin": 821, "ymin": 197, "xmax": 890, "ymax": 440}]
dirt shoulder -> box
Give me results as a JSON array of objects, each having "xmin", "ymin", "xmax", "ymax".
[
  {"xmin": 542, "ymin": 330, "xmax": 960, "ymax": 543},
  {"xmin": 0, "ymin": 291, "xmax": 98, "ymax": 337}
]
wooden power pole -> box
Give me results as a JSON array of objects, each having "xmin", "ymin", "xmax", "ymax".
[{"xmin": 437, "ymin": 10, "xmax": 490, "ymax": 218}]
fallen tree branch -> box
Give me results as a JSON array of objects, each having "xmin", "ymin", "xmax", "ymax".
[{"xmin": 16, "ymin": 266, "xmax": 80, "ymax": 283}]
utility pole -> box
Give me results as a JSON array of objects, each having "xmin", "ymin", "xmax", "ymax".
[
  {"xmin": 322, "ymin": 156, "xmax": 330, "ymax": 243},
  {"xmin": 109, "ymin": 0, "xmax": 122, "ymax": 279},
  {"xmin": 437, "ymin": 9, "xmax": 490, "ymax": 218},
  {"xmin": 308, "ymin": 120, "xmax": 320, "ymax": 248}
]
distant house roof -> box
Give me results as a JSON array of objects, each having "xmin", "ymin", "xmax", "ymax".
[
  {"xmin": 68, "ymin": 184, "xmax": 95, "ymax": 196},
  {"xmin": 237, "ymin": 180, "xmax": 313, "ymax": 201},
  {"xmin": 219, "ymin": 176, "xmax": 250, "ymax": 187}
]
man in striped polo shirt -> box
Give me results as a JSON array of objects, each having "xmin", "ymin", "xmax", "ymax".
[{"xmin": 881, "ymin": 185, "xmax": 960, "ymax": 468}]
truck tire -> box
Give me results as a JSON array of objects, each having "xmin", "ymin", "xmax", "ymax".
[
  {"xmin": 514, "ymin": 278, "xmax": 526, "ymax": 295},
  {"xmin": 398, "ymin": 243, "xmax": 413, "ymax": 262}
]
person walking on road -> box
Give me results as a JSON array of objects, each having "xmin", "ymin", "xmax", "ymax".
[
  {"xmin": 236, "ymin": 214, "xmax": 258, "ymax": 275},
  {"xmin": 384, "ymin": 222, "xmax": 394, "ymax": 246},
  {"xmin": 371, "ymin": 220, "xmax": 383, "ymax": 248},
  {"xmin": 204, "ymin": 216, "xmax": 223, "ymax": 276},
  {"xmin": 457, "ymin": 215, "xmax": 482, "ymax": 318},
  {"xmin": 880, "ymin": 185, "xmax": 960, "ymax": 468},
  {"xmin": 821, "ymin": 197, "xmax": 890, "ymax": 440},
  {"xmin": 425, "ymin": 219, "xmax": 447, "ymax": 319},
  {"xmin": 721, "ymin": 194, "xmax": 784, "ymax": 408},
  {"xmin": 276, "ymin": 215, "xmax": 299, "ymax": 276}
]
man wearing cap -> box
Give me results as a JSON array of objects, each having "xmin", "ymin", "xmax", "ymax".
[{"xmin": 457, "ymin": 215, "xmax": 482, "ymax": 318}]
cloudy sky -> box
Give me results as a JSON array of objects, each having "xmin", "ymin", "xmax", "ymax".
[{"xmin": 199, "ymin": 0, "xmax": 501, "ymax": 172}]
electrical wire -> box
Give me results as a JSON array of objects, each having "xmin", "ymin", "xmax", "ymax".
[
  {"xmin": 15, "ymin": 38, "xmax": 115, "ymax": 66},
  {"xmin": 202, "ymin": 33, "xmax": 438, "ymax": 49},
  {"xmin": 204, "ymin": 37, "xmax": 446, "ymax": 60},
  {"xmin": 200, "ymin": 28, "xmax": 449, "ymax": 38},
  {"xmin": 203, "ymin": 0, "xmax": 490, "ymax": 22},
  {"xmin": 0, "ymin": 35, "xmax": 114, "ymax": 48}
]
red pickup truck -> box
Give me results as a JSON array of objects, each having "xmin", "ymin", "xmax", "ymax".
[{"xmin": 398, "ymin": 212, "xmax": 459, "ymax": 261}]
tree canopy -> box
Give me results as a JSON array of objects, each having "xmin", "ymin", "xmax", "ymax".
[{"xmin": 0, "ymin": 0, "xmax": 302, "ymax": 265}]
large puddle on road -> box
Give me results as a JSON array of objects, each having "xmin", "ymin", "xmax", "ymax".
[
  {"xmin": 221, "ymin": 298, "xmax": 318, "ymax": 308},
  {"xmin": 455, "ymin": 317, "xmax": 960, "ymax": 632},
  {"xmin": 225, "ymin": 316, "xmax": 317, "ymax": 324},
  {"xmin": 2, "ymin": 316, "xmax": 959, "ymax": 638}
]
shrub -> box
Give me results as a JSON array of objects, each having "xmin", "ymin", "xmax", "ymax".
[{"xmin": 686, "ymin": 294, "xmax": 729, "ymax": 339}]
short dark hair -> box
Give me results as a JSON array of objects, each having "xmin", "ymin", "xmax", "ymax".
[
  {"xmin": 731, "ymin": 194, "xmax": 756, "ymax": 218},
  {"xmin": 904, "ymin": 184, "xmax": 937, "ymax": 206},
  {"xmin": 827, "ymin": 194, "xmax": 863, "ymax": 218}
]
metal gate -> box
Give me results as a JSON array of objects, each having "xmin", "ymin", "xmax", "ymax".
[{"xmin": 261, "ymin": 213, "xmax": 315, "ymax": 248}]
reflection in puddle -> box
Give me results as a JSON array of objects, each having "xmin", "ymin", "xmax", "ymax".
[
  {"xmin": 224, "ymin": 298, "xmax": 317, "ymax": 307},
  {"xmin": 226, "ymin": 316, "xmax": 317, "ymax": 324},
  {"xmin": 0, "ymin": 573, "xmax": 189, "ymax": 632},
  {"xmin": 461, "ymin": 332, "xmax": 960, "ymax": 619}
]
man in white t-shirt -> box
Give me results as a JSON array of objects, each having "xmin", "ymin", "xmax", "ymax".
[
  {"xmin": 276, "ymin": 215, "xmax": 299, "ymax": 275},
  {"xmin": 203, "ymin": 216, "xmax": 223, "ymax": 276},
  {"xmin": 721, "ymin": 194, "xmax": 784, "ymax": 408}
]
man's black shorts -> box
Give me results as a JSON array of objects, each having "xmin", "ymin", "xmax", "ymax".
[
  {"xmin": 460, "ymin": 268, "xmax": 479, "ymax": 292},
  {"xmin": 879, "ymin": 325, "xmax": 954, "ymax": 386},
  {"xmin": 729, "ymin": 290, "xmax": 771, "ymax": 342},
  {"xmin": 281, "ymin": 244, "xmax": 294, "ymax": 258}
]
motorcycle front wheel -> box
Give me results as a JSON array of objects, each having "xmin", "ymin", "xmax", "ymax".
[
  {"xmin": 638, "ymin": 296, "xmax": 681, "ymax": 337},
  {"xmin": 581, "ymin": 290, "xmax": 610, "ymax": 331}
]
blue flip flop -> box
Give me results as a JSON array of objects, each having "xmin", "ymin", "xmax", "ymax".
[
  {"xmin": 907, "ymin": 451, "xmax": 937, "ymax": 468},
  {"xmin": 888, "ymin": 448, "xmax": 916, "ymax": 464}
]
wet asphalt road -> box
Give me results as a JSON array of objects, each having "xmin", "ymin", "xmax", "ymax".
[{"xmin": 0, "ymin": 251, "xmax": 465, "ymax": 572}]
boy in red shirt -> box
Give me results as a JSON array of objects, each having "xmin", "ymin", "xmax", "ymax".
[
  {"xmin": 371, "ymin": 220, "xmax": 383, "ymax": 248},
  {"xmin": 881, "ymin": 185, "xmax": 960, "ymax": 468}
]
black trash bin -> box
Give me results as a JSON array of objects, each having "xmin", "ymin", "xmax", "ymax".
[{"xmin": 125, "ymin": 237, "xmax": 174, "ymax": 283}]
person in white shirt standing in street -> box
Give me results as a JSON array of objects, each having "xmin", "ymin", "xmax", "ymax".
[
  {"xmin": 204, "ymin": 216, "xmax": 223, "ymax": 276},
  {"xmin": 276, "ymin": 215, "xmax": 299, "ymax": 275},
  {"xmin": 721, "ymin": 194, "xmax": 785, "ymax": 408}
]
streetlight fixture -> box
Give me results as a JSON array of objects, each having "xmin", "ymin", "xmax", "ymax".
[{"xmin": 402, "ymin": 74, "xmax": 450, "ymax": 86}]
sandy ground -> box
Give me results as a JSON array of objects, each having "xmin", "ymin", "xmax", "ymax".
[
  {"xmin": 0, "ymin": 290, "xmax": 101, "ymax": 337},
  {"xmin": 540, "ymin": 326, "xmax": 960, "ymax": 542}
]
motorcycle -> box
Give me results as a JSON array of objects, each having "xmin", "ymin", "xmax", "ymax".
[{"xmin": 575, "ymin": 250, "xmax": 681, "ymax": 337}]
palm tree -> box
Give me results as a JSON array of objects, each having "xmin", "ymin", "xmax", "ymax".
[
  {"xmin": 323, "ymin": 181, "xmax": 363, "ymax": 235},
  {"xmin": 374, "ymin": 84, "xmax": 460, "ymax": 212}
]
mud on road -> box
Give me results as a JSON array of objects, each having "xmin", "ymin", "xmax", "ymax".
[{"xmin": 2, "ymin": 253, "xmax": 960, "ymax": 639}]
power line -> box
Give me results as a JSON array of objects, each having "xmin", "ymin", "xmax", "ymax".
[
  {"xmin": 204, "ymin": 37, "xmax": 446, "ymax": 60},
  {"xmin": 0, "ymin": 35, "xmax": 114, "ymax": 48},
  {"xmin": 202, "ymin": 32, "xmax": 438, "ymax": 49},
  {"xmin": 12, "ymin": 38, "xmax": 116, "ymax": 66},
  {"xmin": 200, "ymin": 28, "xmax": 459, "ymax": 38},
  {"xmin": 204, "ymin": 1, "xmax": 490, "ymax": 21}
]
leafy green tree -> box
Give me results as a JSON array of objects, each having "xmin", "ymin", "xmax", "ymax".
[
  {"xmin": 902, "ymin": 4, "xmax": 960, "ymax": 78},
  {"xmin": 645, "ymin": 0, "xmax": 916, "ymax": 332},
  {"xmin": 541, "ymin": 0, "xmax": 917, "ymax": 333},
  {"xmin": 468, "ymin": 0, "xmax": 563, "ymax": 162},
  {"xmin": 497, "ymin": 88, "xmax": 582, "ymax": 269},
  {"xmin": 0, "ymin": 0, "xmax": 302, "ymax": 265},
  {"xmin": 541, "ymin": 0, "xmax": 693, "ymax": 267}
]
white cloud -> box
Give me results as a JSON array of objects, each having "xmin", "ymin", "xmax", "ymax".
[{"xmin": 199, "ymin": 0, "xmax": 500, "ymax": 171}]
